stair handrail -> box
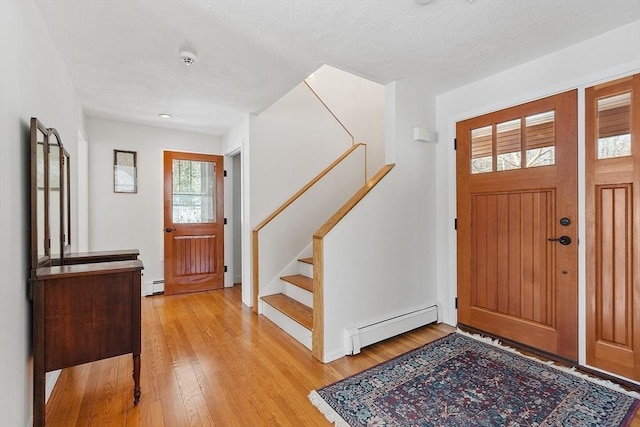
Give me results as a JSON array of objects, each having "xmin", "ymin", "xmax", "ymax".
[
  {"xmin": 303, "ymin": 80, "xmax": 355, "ymax": 145},
  {"xmin": 252, "ymin": 143, "xmax": 367, "ymax": 311},
  {"xmin": 311, "ymin": 163, "xmax": 395, "ymax": 360}
]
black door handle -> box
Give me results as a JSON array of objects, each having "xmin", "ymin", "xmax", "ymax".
[
  {"xmin": 548, "ymin": 236, "xmax": 571, "ymax": 245},
  {"xmin": 165, "ymin": 227, "xmax": 176, "ymax": 233}
]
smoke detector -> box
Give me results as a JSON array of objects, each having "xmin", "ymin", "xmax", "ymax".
[{"xmin": 179, "ymin": 50, "xmax": 197, "ymax": 66}]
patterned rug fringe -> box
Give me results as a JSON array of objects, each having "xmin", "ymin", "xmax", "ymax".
[
  {"xmin": 455, "ymin": 328, "xmax": 640, "ymax": 399},
  {"xmin": 308, "ymin": 390, "xmax": 350, "ymax": 427}
]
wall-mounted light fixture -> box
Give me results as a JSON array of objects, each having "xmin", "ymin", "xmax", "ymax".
[{"xmin": 413, "ymin": 127, "xmax": 435, "ymax": 143}]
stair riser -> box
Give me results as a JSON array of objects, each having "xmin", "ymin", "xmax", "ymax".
[
  {"xmin": 298, "ymin": 262, "xmax": 313, "ymax": 278},
  {"xmin": 284, "ymin": 282, "xmax": 313, "ymax": 308},
  {"xmin": 262, "ymin": 303, "xmax": 312, "ymax": 350}
]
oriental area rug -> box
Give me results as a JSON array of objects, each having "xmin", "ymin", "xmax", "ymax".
[{"xmin": 309, "ymin": 333, "xmax": 640, "ymax": 426}]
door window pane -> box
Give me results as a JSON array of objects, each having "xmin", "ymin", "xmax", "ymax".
[
  {"xmin": 172, "ymin": 159, "xmax": 215, "ymax": 223},
  {"xmin": 471, "ymin": 125, "xmax": 493, "ymax": 174},
  {"xmin": 496, "ymin": 118, "xmax": 521, "ymax": 171},
  {"xmin": 597, "ymin": 92, "xmax": 631, "ymax": 159},
  {"xmin": 525, "ymin": 111, "xmax": 555, "ymax": 168}
]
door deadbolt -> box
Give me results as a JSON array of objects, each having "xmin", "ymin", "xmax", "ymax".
[{"xmin": 559, "ymin": 217, "xmax": 571, "ymax": 226}]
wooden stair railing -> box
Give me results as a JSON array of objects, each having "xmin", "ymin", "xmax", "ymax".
[
  {"xmin": 252, "ymin": 143, "xmax": 367, "ymax": 312},
  {"xmin": 311, "ymin": 163, "xmax": 395, "ymax": 361},
  {"xmin": 303, "ymin": 81, "xmax": 354, "ymax": 145}
]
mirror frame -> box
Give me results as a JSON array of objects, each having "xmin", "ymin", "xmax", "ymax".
[
  {"xmin": 30, "ymin": 118, "xmax": 50, "ymax": 269},
  {"xmin": 63, "ymin": 148, "xmax": 71, "ymax": 256},
  {"xmin": 48, "ymin": 130, "xmax": 63, "ymax": 261},
  {"xmin": 30, "ymin": 118, "xmax": 71, "ymax": 269}
]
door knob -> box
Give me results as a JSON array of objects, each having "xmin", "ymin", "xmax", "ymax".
[
  {"xmin": 548, "ymin": 236, "xmax": 571, "ymax": 245},
  {"xmin": 165, "ymin": 227, "xmax": 176, "ymax": 233}
]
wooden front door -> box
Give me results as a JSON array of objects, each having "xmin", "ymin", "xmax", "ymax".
[
  {"xmin": 163, "ymin": 151, "xmax": 224, "ymax": 295},
  {"xmin": 456, "ymin": 90, "xmax": 578, "ymax": 361}
]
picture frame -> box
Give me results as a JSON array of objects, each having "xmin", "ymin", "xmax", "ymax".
[{"xmin": 114, "ymin": 149, "xmax": 137, "ymax": 193}]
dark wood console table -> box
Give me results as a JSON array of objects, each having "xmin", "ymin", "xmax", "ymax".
[{"xmin": 31, "ymin": 259, "xmax": 144, "ymax": 426}]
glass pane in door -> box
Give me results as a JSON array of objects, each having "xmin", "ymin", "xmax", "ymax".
[
  {"xmin": 597, "ymin": 92, "xmax": 631, "ymax": 159},
  {"xmin": 471, "ymin": 125, "xmax": 493, "ymax": 174},
  {"xmin": 172, "ymin": 159, "xmax": 216, "ymax": 223},
  {"xmin": 525, "ymin": 111, "xmax": 555, "ymax": 168},
  {"xmin": 496, "ymin": 118, "xmax": 521, "ymax": 171}
]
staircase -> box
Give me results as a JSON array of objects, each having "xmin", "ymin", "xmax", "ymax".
[{"xmin": 261, "ymin": 257, "xmax": 314, "ymax": 349}]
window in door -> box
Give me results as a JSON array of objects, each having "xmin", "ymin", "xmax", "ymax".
[
  {"xmin": 470, "ymin": 110, "xmax": 556, "ymax": 174},
  {"xmin": 172, "ymin": 159, "xmax": 216, "ymax": 224}
]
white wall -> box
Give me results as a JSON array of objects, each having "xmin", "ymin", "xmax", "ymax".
[
  {"xmin": 434, "ymin": 21, "xmax": 640, "ymax": 369},
  {"xmin": 77, "ymin": 131, "xmax": 90, "ymax": 252},
  {"xmin": 306, "ymin": 65, "xmax": 386, "ymax": 179},
  {"xmin": 321, "ymin": 81, "xmax": 437, "ymax": 361},
  {"xmin": 86, "ymin": 118, "xmax": 222, "ymax": 288},
  {"xmin": 0, "ymin": 2, "xmax": 85, "ymax": 425}
]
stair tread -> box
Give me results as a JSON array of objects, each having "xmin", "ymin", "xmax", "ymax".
[
  {"xmin": 262, "ymin": 294, "xmax": 313, "ymax": 330},
  {"xmin": 299, "ymin": 257, "xmax": 313, "ymax": 265},
  {"xmin": 281, "ymin": 274, "xmax": 313, "ymax": 292}
]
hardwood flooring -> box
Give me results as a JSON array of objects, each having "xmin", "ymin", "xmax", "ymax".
[
  {"xmin": 45, "ymin": 285, "xmax": 639, "ymax": 426},
  {"xmin": 44, "ymin": 285, "xmax": 453, "ymax": 426}
]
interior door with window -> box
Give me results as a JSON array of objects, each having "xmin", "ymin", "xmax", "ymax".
[
  {"xmin": 164, "ymin": 151, "xmax": 224, "ymax": 295},
  {"xmin": 456, "ymin": 90, "xmax": 578, "ymax": 361}
]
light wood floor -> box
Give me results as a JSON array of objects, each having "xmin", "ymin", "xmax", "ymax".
[
  {"xmin": 45, "ymin": 285, "xmax": 640, "ymax": 426},
  {"xmin": 44, "ymin": 285, "xmax": 453, "ymax": 426}
]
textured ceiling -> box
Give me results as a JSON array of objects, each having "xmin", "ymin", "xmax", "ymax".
[{"xmin": 35, "ymin": 0, "xmax": 640, "ymax": 136}]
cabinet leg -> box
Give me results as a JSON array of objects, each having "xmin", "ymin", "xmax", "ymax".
[
  {"xmin": 34, "ymin": 367, "xmax": 45, "ymax": 426},
  {"xmin": 132, "ymin": 353, "xmax": 141, "ymax": 405}
]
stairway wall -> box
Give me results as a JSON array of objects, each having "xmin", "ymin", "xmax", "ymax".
[
  {"xmin": 250, "ymin": 83, "xmax": 353, "ymax": 227},
  {"xmin": 320, "ymin": 81, "xmax": 438, "ymax": 362},
  {"xmin": 258, "ymin": 146, "xmax": 366, "ymax": 299},
  {"xmin": 305, "ymin": 65, "xmax": 386, "ymax": 180},
  {"xmin": 248, "ymin": 82, "xmax": 355, "ymax": 306}
]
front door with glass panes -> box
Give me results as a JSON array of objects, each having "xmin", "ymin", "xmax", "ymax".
[
  {"xmin": 456, "ymin": 90, "xmax": 578, "ymax": 361},
  {"xmin": 163, "ymin": 151, "xmax": 224, "ymax": 295}
]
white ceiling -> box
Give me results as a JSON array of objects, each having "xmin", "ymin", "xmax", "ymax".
[{"xmin": 35, "ymin": 0, "xmax": 640, "ymax": 136}]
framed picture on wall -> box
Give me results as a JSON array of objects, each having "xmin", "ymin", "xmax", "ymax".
[{"xmin": 114, "ymin": 149, "xmax": 137, "ymax": 193}]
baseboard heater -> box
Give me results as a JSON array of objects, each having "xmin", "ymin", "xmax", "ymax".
[
  {"xmin": 144, "ymin": 280, "xmax": 165, "ymax": 296},
  {"xmin": 344, "ymin": 305, "xmax": 438, "ymax": 355}
]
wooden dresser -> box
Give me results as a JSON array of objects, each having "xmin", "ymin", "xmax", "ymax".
[{"xmin": 31, "ymin": 254, "xmax": 143, "ymax": 426}]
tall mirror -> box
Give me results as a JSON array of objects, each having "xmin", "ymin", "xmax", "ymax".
[
  {"xmin": 30, "ymin": 119, "xmax": 71, "ymax": 269},
  {"xmin": 48, "ymin": 131, "xmax": 62, "ymax": 261},
  {"xmin": 62, "ymin": 149, "xmax": 71, "ymax": 255},
  {"xmin": 30, "ymin": 118, "xmax": 50, "ymax": 268}
]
